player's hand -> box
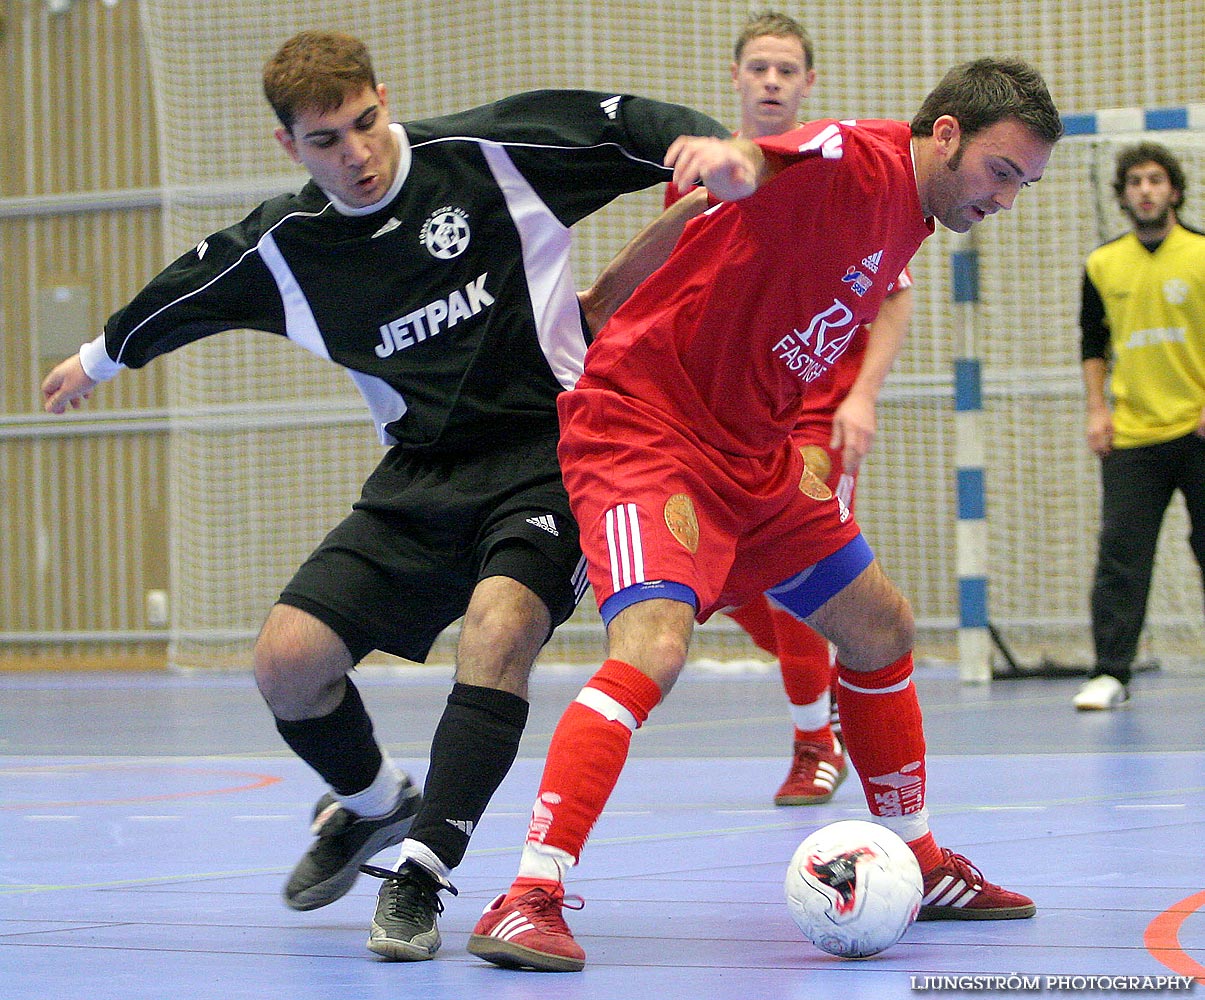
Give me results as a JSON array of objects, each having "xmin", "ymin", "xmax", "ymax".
[
  {"xmin": 665, "ymin": 136, "xmax": 762, "ymax": 201},
  {"xmin": 1085, "ymin": 408, "xmax": 1113, "ymax": 456},
  {"xmin": 41, "ymin": 354, "xmax": 97, "ymax": 414},
  {"xmin": 831, "ymin": 395, "xmax": 876, "ymax": 476}
]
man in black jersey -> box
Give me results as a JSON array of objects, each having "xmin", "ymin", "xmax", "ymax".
[{"xmin": 41, "ymin": 29, "xmax": 728, "ymax": 961}]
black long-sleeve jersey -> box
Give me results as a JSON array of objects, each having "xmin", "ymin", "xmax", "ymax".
[{"xmin": 87, "ymin": 90, "xmax": 728, "ymax": 454}]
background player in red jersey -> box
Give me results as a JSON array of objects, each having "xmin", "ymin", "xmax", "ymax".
[
  {"xmin": 667, "ymin": 10, "xmax": 917, "ymax": 807},
  {"xmin": 469, "ymin": 57, "xmax": 1063, "ymax": 972},
  {"xmin": 582, "ymin": 10, "xmax": 915, "ymax": 806}
]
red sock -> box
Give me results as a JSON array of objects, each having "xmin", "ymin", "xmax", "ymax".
[
  {"xmin": 733, "ymin": 597, "xmax": 833, "ymax": 741},
  {"xmin": 726, "ymin": 596, "xmax": 777, "ymax": 654},
  {"xmin": 835, "ymin": 653, "xmax": 928, "ymax": 819},
  {"xmin": 906, "ymin": 832, "xmax": 943, "ymax": 873},
  {"xmin": 770, "ymin": 604, "xmax": 832, "ymax": 727},
  {"xmin": 505, "ymin": 875, "xmax": 560, "ymax": 902},
  {"xmin": 524, "ymin": 659, "xmax": 662, "ymax": 862}
]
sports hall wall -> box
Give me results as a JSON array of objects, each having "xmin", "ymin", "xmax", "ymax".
[{"xmin": 2, "ymin": 0, "xmax": 1203, "ymax": 671}]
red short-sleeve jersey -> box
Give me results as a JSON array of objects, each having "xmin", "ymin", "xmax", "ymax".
[
  {"xmin": 559, "ymin": 120, "xmax": 934, "ymax": 614},
  {"xmin": 579, "ymin": 119, "xmax": 933, "ymax": 458}
]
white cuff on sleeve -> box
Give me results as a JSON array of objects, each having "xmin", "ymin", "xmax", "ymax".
[{"xmin": 78, "ymin": 335, "xmax": 124, "ymax": 383}]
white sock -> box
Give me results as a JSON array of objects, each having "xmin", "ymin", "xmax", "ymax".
[
  {"xmin": 873, "ymin": 806, "xmax": 931, "ymax": 845},
  {"xmin": 789, "ymin": 691, "xmax": 830, "ymax": 732},
  {"xmin": 334, "ymin": 752, "xmax": 403, "ymax": 818},
  {"xmin": 517, "ymin": 842, "xmax": 576, "ymax": 883},
  {"xmin": 393, "ymin": 838, "xmax": 453, "ymax": 886}
]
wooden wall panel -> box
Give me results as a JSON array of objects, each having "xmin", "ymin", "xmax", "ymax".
[{"xmin": 1, "ymin": 0, "xmax": 168, "ymax": 669}]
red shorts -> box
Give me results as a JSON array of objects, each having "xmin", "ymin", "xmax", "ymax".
[{"xmin": 557, "ymin": 387, "xmax": 861, "ymax": 621}]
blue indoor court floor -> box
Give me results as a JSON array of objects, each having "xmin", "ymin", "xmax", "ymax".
[{"xmin": 2, "ymin": 660, "xmax": 1203, "ymax": 1000}]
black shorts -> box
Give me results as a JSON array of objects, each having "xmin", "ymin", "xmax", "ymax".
[{"xmin": 278, "ymin": 432, "xmax": 586, "ymax": 664}]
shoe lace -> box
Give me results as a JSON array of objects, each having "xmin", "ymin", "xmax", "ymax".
[
  {"xmin": 520, "ymin": 888, "xmax": 585, "ymax": 934},
  {"xmin": 305, "ymin": 809, "xmax": 360, "ymax": 867},
  {"xmin": 361, "ymin": 864, "xmax": 457, "ymax": 920},
  {"xmin": 938, "ymin": 850, "xmax": 987, "ymax": 890}
]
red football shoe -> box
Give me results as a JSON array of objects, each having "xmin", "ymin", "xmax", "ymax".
[
  {"xmin": 467, "ymin": 885, "xmax": 586, "ymax": 972},
  {"xmin": 774, "ymin": 737, "xmax": 847, "ymax": 805},
  {"xmin": 918, "ymin": 848, "xmax": 1036, "ymax": 920}
]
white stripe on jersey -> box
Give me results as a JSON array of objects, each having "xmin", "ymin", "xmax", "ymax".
[
  {"xmin": 112, "ymin": 206, "xmax": 329, "ymax": 368},
  {"xmin": 261, "ymin": 231, "xmax": 408, "ymax": 445},
  {"xmin": 605, "ymin": 503, "xmax": 645, "ymax": 592},
  {"xmin": 479, "ymin": 141, "xmax": 586, "ymax": 393}
]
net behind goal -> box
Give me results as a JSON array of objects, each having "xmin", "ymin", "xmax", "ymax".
[
  {"xmin": 134, "ymin": 1, "xmax": 1205, "ymax": 671},
  {"xmin": 907, "ymin": 121, "xmax": 1205, "ymax": 672}
]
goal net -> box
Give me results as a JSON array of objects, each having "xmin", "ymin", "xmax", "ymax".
[
  {"xmin": 862, "ymin": 125, "xmax": 1205, "ymax": 672},
  {"xmin": 135, "ymin": 0, "xmax": 1205, "ymax": 671}
]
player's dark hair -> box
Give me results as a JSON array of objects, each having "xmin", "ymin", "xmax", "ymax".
[
  {"xmin": 910, "ymin": 57, "xmax": 1063, "ymax": 146},
  {"xmin": 263, "ymin": 30, "xmax": 378, "ymax": 132},
  {"xmin": 734, "ymin": 10, "xmax": 814, "ymax": 70},
  {"xmin": 1112, "ymin": 141, "xmax": 1187, "ymax": 210}
]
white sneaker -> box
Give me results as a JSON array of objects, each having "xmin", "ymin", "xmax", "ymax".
[{"xmin": 1072, "ymin": 674, "xmax": 1129, "ymax": 711}]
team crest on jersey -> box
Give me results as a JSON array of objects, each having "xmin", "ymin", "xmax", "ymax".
[
  {"xmin": 664, "ymin": 493, "xmax": 699, "ymax": 553},
  {"xmin": 421, "ymin": 206, "xmax": 471, "ymax": 259},
  {"xmin": 842, "ymin": 265, "xmax": 872, "ymax": 297},
  {"xmin": 1164, "ymin": 277, "xmax": 1189, "ymax": 306}
]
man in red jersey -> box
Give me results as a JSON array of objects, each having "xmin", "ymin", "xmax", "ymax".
[
  {"xmin": 659, "ymin": 9, "xmax": 917, "ymax": 806},
  {"xmin": 468, "ymin": 58, "xmax": 1062, "ymax": 972}
]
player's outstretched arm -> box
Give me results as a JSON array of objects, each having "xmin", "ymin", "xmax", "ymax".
[
  {"xmin": 41, "ymin": 354, "xmax": 98, "ymax": 414},
  {"xmin": 578, "ymin": 188, "xmax": 710, "ymax": 335},
  {"xmin": 665, "ymin": 136, "xmax": 765, "ymax": 202}
]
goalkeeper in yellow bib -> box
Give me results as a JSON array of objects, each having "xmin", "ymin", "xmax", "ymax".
[{"xmin": 1077, "ymin": 142, "xmax": 1205, "ymax": 710}]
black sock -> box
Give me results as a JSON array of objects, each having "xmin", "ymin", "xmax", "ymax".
[
  {"xmin": 274, "ymin": 678, "xmax": 383, "ymax": 795},
  {"xmin": 407, "ymin": 682, "xmax": 529, "ymax": 870}
]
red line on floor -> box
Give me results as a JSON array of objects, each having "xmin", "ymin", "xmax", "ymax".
[
  {"xmin": 1145, "ymin": 888, "xmax": 1205, "ymax": 983},
  {"xmin": 1, "ymin": 763, "xmax": 281, "ymax": 809}
]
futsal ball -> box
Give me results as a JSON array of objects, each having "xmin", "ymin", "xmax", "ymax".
[{"xmin": 784, "ymin": 819, "xmax": 923, "ymax": 959}]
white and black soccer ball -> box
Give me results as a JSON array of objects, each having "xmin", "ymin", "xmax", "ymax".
[{"xmin": 784, "ymin": 819, "xmax": 923, "ymax": 959}]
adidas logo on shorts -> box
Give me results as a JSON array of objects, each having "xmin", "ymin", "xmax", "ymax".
[{"xmin": 526, "ymin": 514, "xmax": 559, "ymax": 536}]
